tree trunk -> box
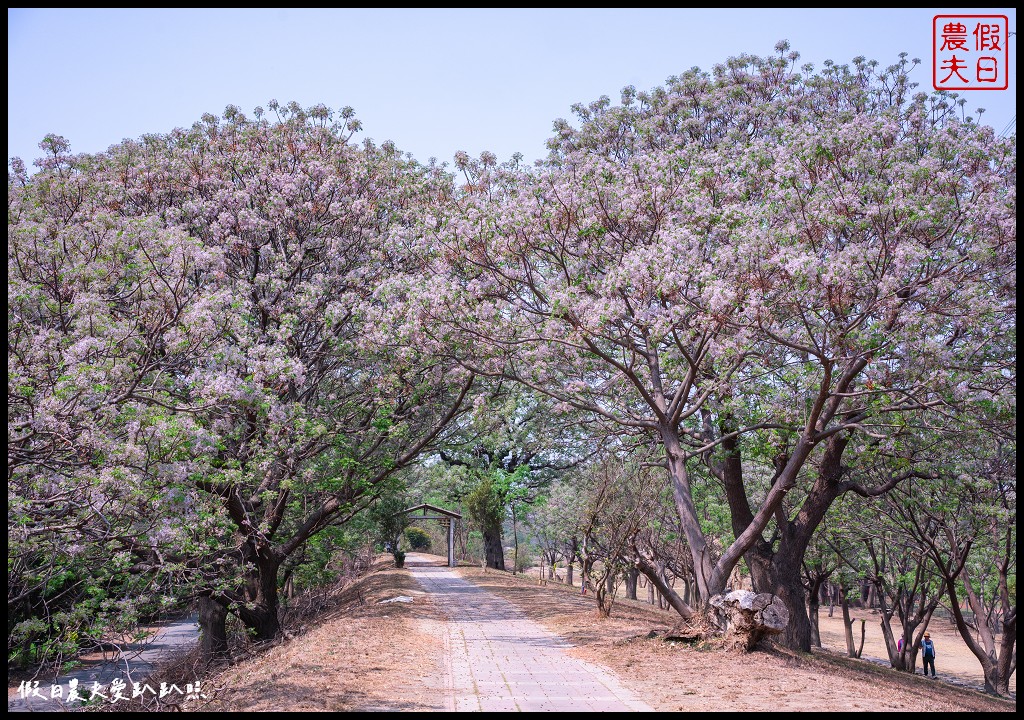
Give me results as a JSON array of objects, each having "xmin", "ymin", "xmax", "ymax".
[
  {"xmin": 748, "ymin": 545, "xmax": 813, "ymax": 652},
  {"xmin": 865, "ymin": 581, "xmax": 877, "ymax": 610},
  {"xmin": 990, "ymin": 628, "xmax": 1015, "ymax": 696},
  {"xmin": 840, "ymin": 588, "xmax": 859, "ymax": 658},
  {"xmin": 237, "ymin": 555, "xmax": 282, "ymax": 641},
  {"xmin": 625, "ymin": 568, "xmax": 639, "ymax": 600},
  {"xmin": 648, "ymin": 581, "xmax": 656, "ymax": 606},
  {"xmin": 482, "ymin": 525, "xmax": 505, "ymax": 571},
  {"xmin": 935, "ymin": 545, "xmax": 1017, "ymax": 697},
  {"xmin": 879, "ymin": 611, "xmax": 902, "ymax": 669},
  {"xmin": 580, "ymin": 548, "xmax": 593, "ymax": 592},
  {"xmin": 636, "ymin": 556, "xmax": 693, "ymax": 620},
  {"xmin": 662, "ymin": 434, "xmax": 718, "ymax": 600},
  {"xmin": 595, "ymin": 571, "xmax": 615, "ymax": 617},
  {"xmin": 458, "ymin": 523, "xmax": 469, "ymax": 560},
  {"xmin": 511, "ymin": 503, "xmax": 519, "ymax": 574},
  {"xmin": 805, "ymin": 573, "xmax": 826, "ymax": 648},
  {"xmin": 721, "ymin": 430, "xmax": 851, "ymax": 653},
  {"xmin": 808, "ymin": 599, "xmax": 821, "ymax": 648},
  {"xmin": 244, "ymin": 603, "xmax": 281, "ymax": 641},
  {"xmin": 544, "ymin": 550, "xmax": 557, "ymax": 579},
  {"xmin": 198, "ymin": 595, "xmax": 229, "ymax": 662}
]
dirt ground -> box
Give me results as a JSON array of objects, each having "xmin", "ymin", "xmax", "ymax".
[
  {"xmin": 815, "ymin": 607, "xmax": 1015, "ymax": 693},
  {"xmin": 455, "ymin": 564, "xmax": 1015, "ymax": 712},
  {"xmin": 520, "ymin": 563, "xmax": 1015, "ymax": 695},
  {"xmin": 124, "ymin": 554, "xmax": 1014, "ymax": 713}
]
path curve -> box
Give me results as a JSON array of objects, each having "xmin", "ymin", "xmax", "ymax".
[{"xmin": 407, "ymin": 554, "xmax": 652, "ymax": 712}]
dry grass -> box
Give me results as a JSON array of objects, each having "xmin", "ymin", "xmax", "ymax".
[
  {"xmin": 181, "ymin": 558, "xmax": 446, "ymax": 712},
  {"xmin": 88, "ymin": 556, "xmax": 444, "ymax": 713}
]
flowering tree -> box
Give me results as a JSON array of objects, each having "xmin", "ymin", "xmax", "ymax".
[
  {"xmin": 9, "ymin": 143, "xmax": 231, "ymax": 663},
  {"xmin": 8, "ymin": 103, "xmax": 473, "ymax": 658},
  {"xmin": 413, "ymin": 47, "xmax": 1015, "ymax": 650},
  {"xmin": 697, "ymin": 53, "xmax": 1016, "ymax": 649}
]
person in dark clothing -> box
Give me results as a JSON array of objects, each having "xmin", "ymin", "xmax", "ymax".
[{"xmin": 921, "ymin": 632, "xmax": 937, "ymax": 677}]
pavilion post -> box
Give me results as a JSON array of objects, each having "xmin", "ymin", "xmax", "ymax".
[{"xmin": 448, "ymin": 518, "xmax": 456, "ymax": 567}]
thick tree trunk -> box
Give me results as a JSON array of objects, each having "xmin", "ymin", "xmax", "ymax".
[
  {"xmin": 198, "ymin": 595, "xmax": 229, "ymax": 662},
  {"xmin": 747, "ymin": 544, "xmax": 813, "ymax": 652},
  {"xmin": 482, "ymin": 525, "xmax": 505, "ymax": 571},
  {"xmin": 237, "ymin": 555, "xmax": 282, "ymax": 641},
  {"xmin": 772, "ymin": 558, "xmax": 813, "ymax": 651},
  {"xmin": 993, "ymin": 626, "xmax": 1015, "ymax": 696},
  {"xmin": 714, "ymin": 418, "xmax": 854, "ymax": 654}
]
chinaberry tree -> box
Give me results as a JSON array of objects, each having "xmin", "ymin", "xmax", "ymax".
[
  {"xmin": 410, "ymin": 45, "xmax": 1015, "ymax": 650},
  {"xmin": 8, "ymin": 103, "xmax": 474, "ymax": 659},
  {"xmin": 8, "ymin": 139, "xmax": 236, "ymax": 664}
]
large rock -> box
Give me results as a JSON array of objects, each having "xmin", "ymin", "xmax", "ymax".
[{"xmin": 710, "ymin": 590, "xmax": 790, "ymax": 651}]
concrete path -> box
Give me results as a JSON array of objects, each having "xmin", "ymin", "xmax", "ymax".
[{"xmin": 407, "ymin": 555, "xmax": 652, "ymax": 712}]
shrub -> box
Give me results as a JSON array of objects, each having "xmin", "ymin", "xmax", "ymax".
[{"xmin": 404, "ymin": 526, "xmax": 432, "ymax": 551}]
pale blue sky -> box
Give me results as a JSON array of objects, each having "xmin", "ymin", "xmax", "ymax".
[{"xmin": 8, "ymin": 8, "xmax": 1017, "ymax": 171}]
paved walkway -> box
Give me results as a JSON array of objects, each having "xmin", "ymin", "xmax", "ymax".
[{"xmin": 407, "ymin": 555, "xmax": 652, "ymax": 712}]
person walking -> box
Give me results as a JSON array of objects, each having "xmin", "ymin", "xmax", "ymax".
[{"xmin": 921, "ymin": 632, "xmax": 937, "ymax": 677}]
